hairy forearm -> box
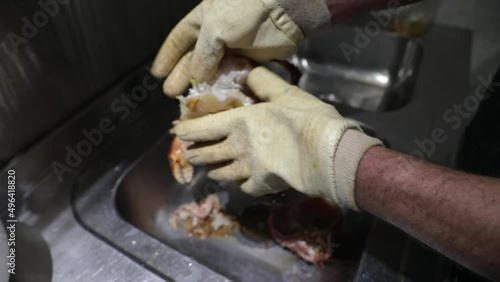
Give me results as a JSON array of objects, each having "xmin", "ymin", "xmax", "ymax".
[
  {"xmin": 325, "ymin": 0, "xmax": 419, "ymax": 23},
  {"xmin": 355, "ymin": 147, "xmax": 500, "ymax": 280}
]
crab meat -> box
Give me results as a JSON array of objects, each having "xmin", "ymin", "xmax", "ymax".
[
  {"xmin": 268, "ymin": 198, "xmax": 342, "ymax": 265},
  {"xmin": 168, "ymin": 56, "xmax": 256, "ymax": 184},
  {"xmin": 168, "ymin": 137, "xmax": 194, "ymax": 184},
  {"xmin": 171, "ymin": 194, "xmax": 240, "ymax": 238}
]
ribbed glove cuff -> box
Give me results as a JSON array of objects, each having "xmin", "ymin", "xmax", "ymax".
[{"xmin": 334, "ymin": 130, "xmax": 383, "ymax": 211}]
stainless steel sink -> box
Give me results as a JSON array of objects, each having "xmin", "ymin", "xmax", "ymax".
[
  {"xmin": 294, "ymin": 25, "xmax": 422, "ymax": 112},
  {"xmin": 3, "ymin": 23, "xmax": 470, "ymax": 282},
  {"xmin": 107, "ymin": 26, "xmax": 420, "ymax": 281},
  {"xmin": 69, "ymin": 25, "xmax": 432, "ymax": 281},
  {"xmin": 113, "ymin": 133, "xmax": 375, "ymax": 281},
  {"xmin": 69, "ymin": 64, "xmax": 381, "ymax": 280}
]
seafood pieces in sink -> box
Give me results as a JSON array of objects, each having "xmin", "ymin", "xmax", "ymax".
[
  {"xmin": 269, "ymin": 197, "xmax": 342, "ymax": 265},
  {"xmin": 171, "ymin": 194, "xmax": 240, "ymax": 239}
]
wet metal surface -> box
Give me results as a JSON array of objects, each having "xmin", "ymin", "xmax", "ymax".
[
  {"xmin": 106, "ymin": 135, "xmax": 372, "ymax": 281},
  {"xmin": 0, "ymin": 0, "xmax": 198, "ymax": 165},
  {"xmin": 295, "ymin": 26, "xmax": 422, "ymax": 112}
]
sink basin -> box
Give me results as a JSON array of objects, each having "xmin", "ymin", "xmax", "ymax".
[
  {"xmin": 70, "ymin": 26, "xmax": 401, "ymax": 280},
  {"xmin": 68, "ymin": 24, "xmax": 440, "ymax": 282},
  {"xmin": 15, "ymin": 22, "xmax": 469, "ymax": 281},
  {"xmin": 67, "ymin": 62, "xmax": 385, "ymax": 281},
  {"xmin": 69, "ymin": 33, "xmax": 462, "ymax": 277},
  {"xmin": 114, "ymin": 133, "xmax": 374, "ymax": 281},
  {"xmin": 294, "ymin": 25, "xmax": 422, "ymax": 112}
]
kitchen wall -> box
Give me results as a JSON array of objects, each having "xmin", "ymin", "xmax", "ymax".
[{"xmin": 0, "ymin": 0, "xmax": 197, "ymax": 166}]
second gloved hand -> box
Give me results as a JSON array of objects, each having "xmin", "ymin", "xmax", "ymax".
[
  {"xmin": 151, "ymin": 0, "xmax": 332, "ymax": 97},
  {"xmin": 172, "ymin": 67, "xmax": 382, "ymax": 210}
]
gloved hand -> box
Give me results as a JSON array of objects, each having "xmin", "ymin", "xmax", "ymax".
[
  {"xmin": 151, "ymin": 0, "xmax": 331, "ymax": 97},
  {"xmin": 172, "ymin": 67, "xmax": 382, "ymax": 210}
]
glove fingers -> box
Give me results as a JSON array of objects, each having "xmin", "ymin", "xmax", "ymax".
[
  {"xmin": 185, "ymin": 140, "xmax": 238, "ymax": 165},
  {"xmin": 191, "ymin": 29, "xmax": 225, "ymax": 82},
  {"xmin": 246, "ymin": 67, "xmax": 289, "ymax": 102},
  {"xmin": 207, "ymin": 161, "xmax": 250, "ymax": 182},
  {"xmin": 248, "ymin": 66, "xmax": 330, "ymax": 109},
  {"xmin": 163, "ymin": 51, "xmax": 193, "ymax": 97},
  {"xmin": 247, "ymin": 66, "xmax": 309, "ymax": 104},
  {"xmin": 151, "ymin": 5, "xmax": 201, "ymax": 78},
  {"xmin": 172, "ymin": 109, "xmax": 238, "ymax": 142}
]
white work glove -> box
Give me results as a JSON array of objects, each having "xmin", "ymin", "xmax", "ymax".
[
  {"xmin": 172, "ymin": 67, "xmax": 382, "ymax": 210},
  {"xmin": 151, "ymin": 0, "xmax": 331, "ymax": 97}
]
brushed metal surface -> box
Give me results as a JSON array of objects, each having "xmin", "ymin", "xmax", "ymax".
[
  {"xmin": 0, "ymin": 0, "xmax": 197, "ymax": 166},
  {"xmin": 294, "ymin": 26, "xmax": 422, "ymax": 112},
  {"xmin": 0, "ymin": 66, "xmax": 176, "ymax": 281}
]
